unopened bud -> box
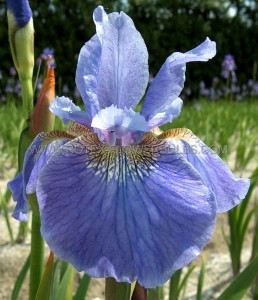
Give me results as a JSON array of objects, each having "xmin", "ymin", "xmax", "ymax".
[
  {"xmin": 6, "ymin": 0, "xmax": 34, "ymax": 112},
  {"xmin": 31, "ymin": 58, "xmax": 56, "ymax": 136}
]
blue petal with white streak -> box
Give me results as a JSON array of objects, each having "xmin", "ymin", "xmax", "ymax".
[
  {"xmin": 76, "ymin": 6, "xmax": 149, "ymax": 113},
  {"xmin": 141, "ymin": 38, "xmax": 216, "ymax": 123},
  {"xmin": 147, "ymin": 98, "xmax": 183, "ymax": 128},
  {"xmin": 75, "ymin": 35, "xmax": 101, "ymax": 117},
  {"xmin": 36, "ymin": 133, "xmax": 216, "ymax": 288}
]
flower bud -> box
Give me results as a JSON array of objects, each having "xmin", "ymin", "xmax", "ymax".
[
  {"xmin": 6, "ymin": 0, "xmax": 34, "ymax": 112},
  {"xmin": 6, "ymin": 0, "xmax": 34, "ymax": 81},
  {"xmin": 31, "ymin": 58, "xmax": 56, "ymax": 136}
]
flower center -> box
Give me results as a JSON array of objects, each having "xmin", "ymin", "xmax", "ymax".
[{"xmin": 91, "ymin": 105, "xmax": 149, "ymax": 146}]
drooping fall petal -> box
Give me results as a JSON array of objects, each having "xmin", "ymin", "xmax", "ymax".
[
  {"xmin": 8, "ymin": 172, "xmax": 29, "ymax": 221},
  {"xmin": 37, "ymin": 132, "xmax": 216, "ymax": 288},
  {"xmin": 159, "ymin": 128, "xmax": 250, "ymax": 213},
  {"xmin": 8, "ymin": 130, "xmax": 75, "ymax": 221}
]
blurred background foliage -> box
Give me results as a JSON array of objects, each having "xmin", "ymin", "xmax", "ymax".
[
  {"xmin": 1, "ymin": 2, "xmax": 258, "ymax": 298},
  {"xmin": 0, "ymin": 0, "xmax": 258, "ymax": 99}
]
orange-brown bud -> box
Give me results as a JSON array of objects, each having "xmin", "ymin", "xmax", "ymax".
[{"xmin": 31, "ymin": 62, "xmax": 55, "ymax": 136}]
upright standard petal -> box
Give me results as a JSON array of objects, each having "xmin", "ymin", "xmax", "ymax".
[
  {"xmin": 75, "ymin": 35, "xmax": 101, "ymax": 117},
  {"xmin": 141, "ymin": 38, "xmax": 216, "ymax": 122},
  {"xmin": 159, "ymin": 129, "xmax": 250, "ymax": 213},
  {"xmin": 37, "ymin": 132, "xmax": 216, "ymax": 288},
  {"xmin": 147, "ymin": 97, "xmax": 183, "ymax": 129},
  {"xmin": 76, "ymin": 6, "xmax": 149, "ymax": 113}
]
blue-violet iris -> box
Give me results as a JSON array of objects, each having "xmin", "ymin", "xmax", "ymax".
[
  {"xmin": 6, "ymin": 0, "xmax": 32, "ymax": 28},
  {"xmin": 8, "ymin": 6, "xmax": 250, "ymax": 288}
]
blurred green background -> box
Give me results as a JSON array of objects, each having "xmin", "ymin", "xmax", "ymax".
[{"xmin": 1, "ymin": 0, "xmax": 258, "ymax": 99}]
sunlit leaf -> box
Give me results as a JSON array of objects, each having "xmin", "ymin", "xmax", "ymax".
[
  {"xmin": 105, "ymin": 278, "xmax": 131, "ymax": 300},
  {"xmin": 35, "ymin": 251, "xmax": 55, "ymax": 300},
  {"xmin": 55, "ymin": 263, "xmax": 75, "ymax": 300},
  {"xmin": 73, "ymin": 273, "xmax": 91, "ymax": 300},
  {"xmin": 11, "ymin": 255, "xmax": 30, "ymax": 300},
  {"xmin": 217, "ymin": 255, "xmax": 258, "ymax": 300}
]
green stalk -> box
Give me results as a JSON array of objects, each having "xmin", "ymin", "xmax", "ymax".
[
  {"xmin": 226, "ymin": 75, "xmax": 230, "ymax": 101},
  {"xmin": 105, "ymin": 278, "xmax": 131, "ymax": 300},
  {"xmin": 251, "ymin": 204, "xmax": 258, "ymax": 299},
  {"xmin": 28, "ymin": 194, "xmax": 45, "ymax": 300},
  {"xmin": 131, "ymin": 282, "xmax": 147, "ymax": 300},
  {"xmin": 169, "ymin": 269, "xmax": 181, "ymax": 300},
  {"xmin": 20, "ymin": 78, "xmax": 34, "ymax": 114},
  {"xmin": 1, "ymin": 188, "xmax": 14, "ymax": 243}
]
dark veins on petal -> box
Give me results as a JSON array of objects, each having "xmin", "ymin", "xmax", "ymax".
[{"xmin": 72, "ymin": 132, "xmax": 169, "ymax": 183}]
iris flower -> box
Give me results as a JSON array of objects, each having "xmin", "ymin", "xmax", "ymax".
[
  {"xmin": 8, "ymin": 6, "xmax": 249, "ymax": 288},
  {"xmin": 221, "ymin": 54, "xmax": 237, "ymax": 82}
]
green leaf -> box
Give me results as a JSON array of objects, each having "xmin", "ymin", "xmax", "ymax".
[
  {"xmin": 197, "ymin": 261, "xmax": 205, "ymax": 300},
  {"xmin": 73, "ymin": 273, "xmax": 91, "ymax": 300},
  {"xmin": 105, "ymin": 278, "xmax": 131, "ymax": 300},
  {"xmin": 251, "ymin": 207, "xmax": 258, "ymax": 259},
  {"xmin": 18, "ymin": 125, "xmax": 32, "ymax": 171},
  {"xmin": 55, "ymin": 263, "xmax": 75, "ymax": 300},
  {"xmin": 217, "ymin": 255, "xmax": 258, "ymax": 300},
  {"xmin": 147, "ymin": 286, "xmax": 164, "ymax": 300},
  {"xmin": 35, "ymin": 251, "xmax": 55, "ymax": 300},
  {"xmin": 0, "ymin": 187, "xmax": 14, "ymax": 243},
  {"xmin": 49, "ymin": 260, "xmax": 61, "ymax": 300},
  {"xmin": 60, "ymin": 261, "xmax": 70, "ymax": 280},
  {"xmin": 29, "ymin": 206, "xmax": 45, "ymax": 299},
  {"xmin": 147, "ymin": 288, "xmax": 158, "ymax": 300},
  {"xmin": 168, "ymin": 269, "xmax": 182, "ymax": 300},
  {"xmin": 177, "ymin": 265, "xmax": 195, "ymax": 298},
  {"xmin": 11, "ymin": 254, "xmax": 30, "ymax": 300}
]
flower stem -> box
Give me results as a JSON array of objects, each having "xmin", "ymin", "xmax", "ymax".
[
  {"xmin": 29, "ymin": 195, "xmax": 45, "ymax": 300},
  {"xmin": 131, "ymin": 282, "xmax": 147, "ymax": 300},
  {"xmin": 20, "ymin": 78, "xmax": 34, "ymax": 115},
  {"xmin": 105, "ymin": 278, "xmax": 131, "ymax": 300}
]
